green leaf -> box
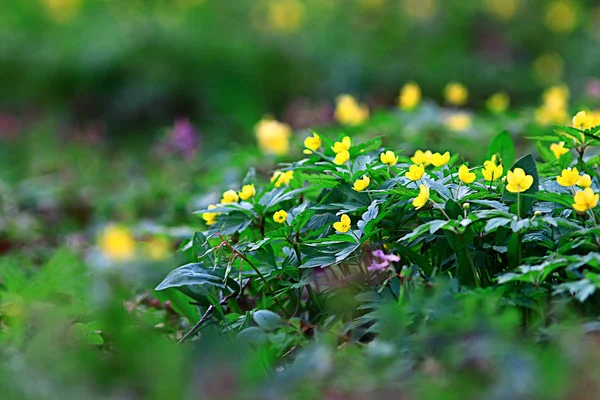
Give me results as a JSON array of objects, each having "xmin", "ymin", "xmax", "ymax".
[
  {"xmin": 487, "ymin": 130, "xmax": 515, "ymax": 167},
  {"xmin": 155, "ymin": 263, "xmax": 227, "ymax": 291},
  {"xmin": 253, "ymin": 310, "xmax": 283, "ymax": 330}
]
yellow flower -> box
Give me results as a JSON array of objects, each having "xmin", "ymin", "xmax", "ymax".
[
  {"xmin": 380, "ymin": 150, "xmax": 398, "ymax": 166},
  {"xmin": 271, "ymin": 170, "xmax": 295, "ymax": 187},
  {"xmin": 303, "ymin": 132, "xmax": 322, "ymax": 154},
  {"xmin": 221, "ymin": 190, "xmax": 239, "ymax": 204},
  {"xmin": 239, "ymin": 184, "xmax": 256, "ymax": 201},
  {"xmin": 486, "ymin": 92, "xmax": 510, "ymax": 113},
  {"xmin": 202, "ymin": 205, "xmax": 219, "ymax": 226},
  {"xmin": 353, "ymin": 176, "xmax": 370, "ymax": 192},
  {"xmin": 445, "ymin": 113, "xmax": 472, "ymax": 132},
  {"xmin": 98, "ymin": 225, "xmax": 136, "ymax": 261},
  {"xmin": 266, "ymin": 0, "xmax": 305, "ymax": 34},
  {"xmin": 572, "ymin": 110, "xmax": 595, "ymax": 130},
  {"xmin": 332, "ymin": 136, "xmax": 352, "ymax": 153},
  {"xmin": 573, "ymin": 188, "xmax": 599, "ymax": 212},
  {"xmin": 577, "ymin": 174, "xmax": 592, "ymax": 189},
  {"xmin": 146, "ymin": 237, "xmax": 171, "ymax": 261},
  {"xmin": 550, "ymin": 142, "xmax": 569, "ymax": 159},
  {"xmin": 255, "ymin": 117, "xmax": 292, "ymax": 156},
  {"xmin": 412, "ymin": 184, "xmax": 430, "ymax": 209},
  {"xmin": 556, "ymin": 167, "xmax": 580, "ymax": 187},
  {"xmin": 333, "ymin": 150, "xmax": 350, "ymax": 165},
  {"xmin": 402, "ymin": 0, "xmax": 438, "ymax": 21},
  {"xmin": 458, "ymin": 165, "xmax": 476, "ymax": 184},
  {"xmin": 484, "ymin": 0, "xmax": 520, "ymax": 21},
  {"xmin": 405, "ymin": 164, "xmax": 425, "ymax": 181},
  {"xmin": 43, "ymin": 0, "xmax": 82, "ymax": 24},
  {"xmin": 444, "ymin": 82, "xmax": 468, "ymax": 106},
  {"xmin": 273, "ymin": 210, "xmax": 288, "ymax": 224},
  {"xmin": 545, "ymin": 1, "xmax": 577, "ymax": 34},
  {"xmin": 431, "ymin": 151, "xmax": 450, "ymax": 167},
  {"xmin": 482, "ymin": 160, "xmax": 504, "ymax": 181},
  {"xmin": 334, "ymin": 95, "xmax": 369, "ymax": 126},
  {"xmin": 506, "ymin": 168, "xmax": 534, "ymax": 193},
  {"xmin": 333, "ymin": 214, "xmax": 351, "ymax": 233},
  {"xmin": 398, "ymin": 82, "xmax": 421, "ymax": 110},
  {"xmin": 411, "ymin": 150, "xmax": 433, "ymax": 165}
]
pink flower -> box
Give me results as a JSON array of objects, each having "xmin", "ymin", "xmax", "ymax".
[{"xmin": 367, "ymin": 250, "xmax": 400, "ymax": 272}]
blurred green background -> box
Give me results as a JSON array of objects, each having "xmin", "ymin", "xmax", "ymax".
[{"xmin": 2, "ymin": 0, "xmax": 600, "ymax": 140}]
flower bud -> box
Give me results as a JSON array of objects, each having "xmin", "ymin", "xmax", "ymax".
[
  {"xmin": 462, "ymin": 202, "xmax": 470, "ymax": 210},
  {"xmin": 534, "ymin": 210, "xmax": 542, "ymax": 217}
]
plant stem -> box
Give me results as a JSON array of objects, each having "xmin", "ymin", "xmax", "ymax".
[{"xmin": 218, "ymin": 235, "xmax": 291, "ymax": 318}]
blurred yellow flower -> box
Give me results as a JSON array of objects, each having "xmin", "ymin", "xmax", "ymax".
[
  {"xmin": 412, "ymin": 184, "xmax": 430, "ymax": 209},
  {"xmin": 332, "ymin": 136, "xmax": 352, "ymax": 153},
  {"xmin": 202, "ymin": 205, "xmax": 219, "ymax": 226},
  {"xmin": 535, "ymin": 84, "xmax": 569, "ymax": 125},
  {"xmin": 445, "ymin": 113, "xmax": 472, "ymax": 132},
  {"xmin": 533, "ymin": 53, "xmax": 564, "ymax": 85},
  {"xmin": 484, "ymin": 0, "xmax": 520, "ymax": 21},
  {"xmin": 486, "ymin": 92, "xmax": 510, "ymax": 113},
  {"xmin": 398, "ymin": 82, "xmax": 421, "ymax": 110},
  {"xmin": 405, "ymin": 164, "xmax": 425, "ymax": 181},
  {"xmin": 353, "ymin": 176, "xmax": 370, "ymax": 192},
  {"xmin": 411, "ymin": 150, "xmax": 432, "ymax": 165},
  {"xmin": 557, "ymin": 167, "xmax": 580, "ymax": 187},
  {"xmin": 545, "ymin": 1, "xmax": 578, "ymax": 33},
  {"xmin": 333, "ymin": 150, "xmax": 350, "ymax": 165},
  {"xmin": 380, "ymin": 150, "xmax": 398, "ymax": 166},
  {"xmin": 458, "ymin": 165, "xmax": 476, "ymax": 184},
  {"xmin": 573, "ymin": 188, "xmax": 599, "ymax": 212},
  {"xmin": 333, "ymin": 214, "xmax": 351, "ymax": 233},
  {"xmin": 303, "ymin": 132, "xmax": 322, "ymax": 154},
  {"xmin": 444, "ymin": 82, "xmax": 468, "ymax": 106},
  {"xmin": 273, "ymin": 210, "xmax": 288, "ymax": 224},
  {"xmin": 402, "ymin": 0, "xmax": 437, "ymax": 21},
  {"xmin": 482, "ymin": 160, "xmax": 503, "ymax": 181},
  {"xmin": 221, "ymin": 190, "xmax": 239, "ymax": 204},
  {"xmin": 550, "ymin": 142, "xmax": 569, "ymax": 159},
  {"xmin": 431, "ymin": 151, "xmax": 450, "ymax": 167},
  {"xmin": 506, "ymin": 168, "xmax": 534, "ymax": 193},
  {"xmin": 98, "ymin": 225, "xmax": 136, "ymax": 261},
  {"xmin": 239, "ymin": 184, "xmax": 256, "ymax": 201},
  {"xmin": 271, "ymin": 170, "xmax": 295, "ymax": 187},
  {"xmin": 146, "ymin": 237, "xmax": 171, "ymax": 261},
  {"xmin": 577, "ymin": 174, "xmax": 592, "ymax": 188},
  {"xmin": 255, "ymin": 117, "xmax": 292, "ymax": 156},
  {"xmin": 334, "ymin": 95, "xmax": 369, "ymax": 126},
  {"xmin": 43, "ymin": 0, "xmax": 82, "ymax": 23},
  {"xmin": 266, "ymin": 0, "xmax": 305, "ymax": 34}
]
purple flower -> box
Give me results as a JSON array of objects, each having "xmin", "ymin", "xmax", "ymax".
[
  {"xmin": 157, "ymin": 118, "xmax": 199, "ymax": 159},
  {"xmin": 367, "ymin": 249, "xmax": 400, "ymax": 272}
]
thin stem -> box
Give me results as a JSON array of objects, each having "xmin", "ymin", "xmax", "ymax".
[{"xmin": 217, "ymin": 234, "xmax": 291, "ymax": 318}]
